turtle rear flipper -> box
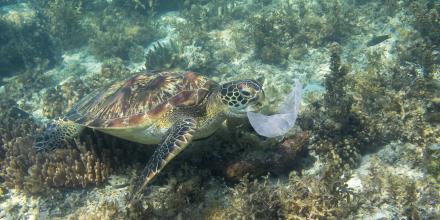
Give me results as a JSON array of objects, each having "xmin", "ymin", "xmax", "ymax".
[
  {"xmin": 33, "ymin": 119, "xmax": 84, "ymax": 151},
  {"xmin": 134, "ymin": 118, "xmax": 196, "ymax": 196}
]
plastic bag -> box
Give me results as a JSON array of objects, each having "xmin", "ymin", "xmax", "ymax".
[{"xmin": 247, "ymin": 80, "xmax": 302, "ymax": 137}]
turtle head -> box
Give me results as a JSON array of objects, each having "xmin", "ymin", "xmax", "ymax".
[{"xmin": 219, "ymin": 78, "xmax": 265, "ymax": 117}]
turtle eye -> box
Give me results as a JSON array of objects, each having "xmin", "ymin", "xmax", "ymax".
[{"xmin": 240, "ymin": 90, "xmax": 251, "ymax": 97}]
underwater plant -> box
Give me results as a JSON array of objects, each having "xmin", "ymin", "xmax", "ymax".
[
  {"xmin": 0, "ymin": 8, "xmax": 59, "ymax": 77},
  {"xmin": 322, "ymin": 43, "xmax": 355, "ymax": 138},
  {"xmin": 33, "ymin": 0, "xmax": 88, "ymax": 50},
  {"xmin": 245, "ymin": 0, "xmax": 359, "ymax": 65}
]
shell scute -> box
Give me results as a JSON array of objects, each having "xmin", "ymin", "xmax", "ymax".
[{"xmin": 66, "ymin": 71, "xmax": 215, "ymax": 127}]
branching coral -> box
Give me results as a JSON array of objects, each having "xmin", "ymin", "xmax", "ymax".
[
  {"xmin": 0, "ymin": 108, "xmax": 40, "ymax": 193},
  {"xmin": 0, "ymin": 102, "xmax": 143, "ymax": 194},
  {"xmin": 0, "ymin": 113, "xmax": 112, "ymax": 193},
  {"xmin": 41, "ymin": 87, "xmax": 65, "ymax": 118},
  {"xmin": 30, "ymin": 140, "xmax": 111, "ymax": 189},
  {"xmin": 41, "ymin": 72, "xmax": 91, "ymax": 119}
]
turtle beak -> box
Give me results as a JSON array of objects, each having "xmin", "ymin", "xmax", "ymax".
[
  {"xmin": 258, "ymin": 90, "xmax": 265, "ymax": 103},
  {"xmin": 246, "ymin": 105, "xmax": 258, "ymax": 112},
  {"xmin": 251, "ymin": 90, "xmax": 265, "ymax": 111},
  {"xmin": 246, "ymin": 98, "xmax": 264, "ymax": 112}
]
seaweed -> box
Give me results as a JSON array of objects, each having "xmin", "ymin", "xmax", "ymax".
[
  {"xmin": 392, "ymin": 1, "xmax": 440, "ymax": 76},
  {"xmin": 246, "ymin": 7, "xmax": 296, "ymax": 65},
  {"xmin": 88, "ymin": 7, "xmax": 161, "ymax": 62},
  {"xmin": 245, "ymin": 0, "xmax": 359, "ymax": 65},
  {"xmin": 359, "ymin": 157, "xmax": 439, "ymax": 218},
  {"xmin": 410, "ymin": 1, "xmax": 440, "ymax": 48},
  {"xmin": 322, "ymin": 43, "xmax": 355, "ymax": 138},
  {"xmin": 226, "ymin": 175, "xmax": 284, "ymax": 219},
  {"xmin": 167, "ymin": 1, "xmax": 263, "ymax": 73},
  {"xmin": 221, "ymin": 170, "xmax": 358, "ymax": 219},
  {"xmin": 0, "ymin": 8, "xmax": 59, "ymax": 77},
  {"xmin": 352, "ymin": 52, "xmax": 439, "ymax": 147},
  {"xmin": 34, "ymin": 0, "xmax": 89, "ymax": 50}
]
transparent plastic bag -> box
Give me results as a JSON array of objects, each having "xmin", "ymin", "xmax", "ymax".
[{"xmin": 247, "ymin": 80, "xmax": 302, "ymax": 137}]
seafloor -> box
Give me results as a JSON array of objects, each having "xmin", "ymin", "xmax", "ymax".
[{"xmin": 0, "ymin": 0, "xmax": 439, "ymax": 219}]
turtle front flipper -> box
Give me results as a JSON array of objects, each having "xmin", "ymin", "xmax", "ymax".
[
  {"xmin": 33, "ymin": 119, "xmax": 84, "ymax": 151},
  {"xmin": 134, "ymin": 118, "xmax": 196, "ymax": 196}
]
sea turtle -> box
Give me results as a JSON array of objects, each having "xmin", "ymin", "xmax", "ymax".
[{"xmin": 34, "ymin": 71, "xmax": 264, "ymax": 196}]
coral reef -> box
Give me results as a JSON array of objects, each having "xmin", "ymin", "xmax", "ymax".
[
  {"xmin": 28, "ymin": 141, "xmax": 111, "ymax": 190},
  {"xmin": 410, "ymin": 1, "xmax": 440, "ymax": 49},
  {"xmin": 0, "ymin": 0, "xmax": 439, "ymax": 219},
  {"xmin": 29, "ymin": 0, "xmax": 163, "ymax": 62},
  {"xmin": 0, "ymin": 114, "xmax": 111, "ymax": 193},
  {"xmin": 0, "ymin": 100, "xmax": 145, "ymax": 196}
]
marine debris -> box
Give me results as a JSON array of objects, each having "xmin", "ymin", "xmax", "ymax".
[{"xmin": 247, "ymin": 80, "xmax": 302, "ymax": 137}]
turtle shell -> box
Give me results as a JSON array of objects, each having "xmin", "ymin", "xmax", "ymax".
[{"xmin": 65, "ymin": 71, "xmax": 216, "ymax": 128}]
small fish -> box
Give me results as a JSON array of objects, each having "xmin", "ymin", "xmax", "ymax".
[{"xmin": 367, "ymin": 34, "xmax": 391, "ymax": 47}]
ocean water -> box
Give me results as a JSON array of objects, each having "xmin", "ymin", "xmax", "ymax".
[{"xmin": 0, "ymin": 0, "xmax": 439, "ymax": 219}]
